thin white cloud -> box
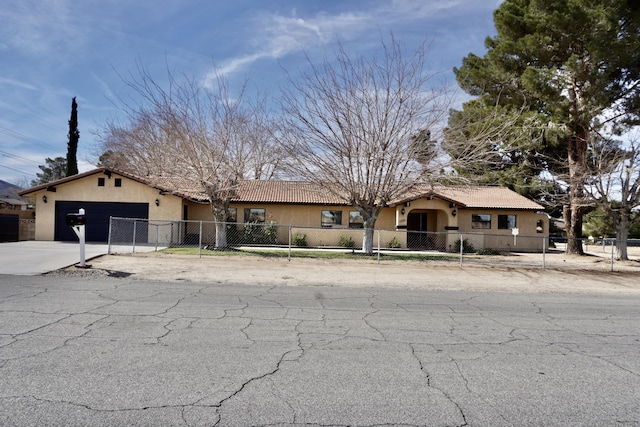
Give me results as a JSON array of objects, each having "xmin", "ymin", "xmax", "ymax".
[
  {"xmin": 0, "ymin": 0, "xmax": 83, "ymax": 57},
  {"xmin": 78, "ymin": 159, "xmax": 96, "ymax": 173},
  {"xmin": 91, "ymin": 72, "xmax": 117, "ymax": 105},
  {"xmin": 0, "ymin": 77, "xmax": 39, "ymax": 91},
  {"xmin": 212, "ymin": 53, "xmax": 271, "ymax": 80},
  {"xmin": 388, "ymin": 0, "xmax": 504, "ymax": 18},
  {"xmin": 205, "ymin": 8, "xmax": 372, "ymax": 83},
  {"xmin": 204, "ymin": 0, "xmax": 500, "ymax": 83}
]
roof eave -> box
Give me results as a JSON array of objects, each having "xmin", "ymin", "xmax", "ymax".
[
  {"xmin": 390, "ymin": 191, "xmax": 468, "ymax": 208},
  {"xmin": 18, "ymin": 167, "xmax": 177, "ymax": 198}
]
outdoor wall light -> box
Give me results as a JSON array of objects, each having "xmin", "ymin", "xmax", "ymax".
[
  {"xmin": 155, "ymin": 199, "xmax": 160, "ymax": 206},
  {"xmin": 401, "ymin": 208, "xmax": 406, "ymax": 215},
  {"xmin": 42, "ymin": 195, "xmax": 47, "ymax": 203},
  {"xmin": 451, "ymin": 209, "xmax": 457, "ymax": 217}
]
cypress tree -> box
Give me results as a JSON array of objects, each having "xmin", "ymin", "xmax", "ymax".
[{"xmin": 66, "ymin": 96, "xmax": 79, "ymax": 176}]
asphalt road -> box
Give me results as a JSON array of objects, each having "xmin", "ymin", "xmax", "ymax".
[{"xmin": 0, "ymin": 273, "xmax": 638, "ymax": 426}]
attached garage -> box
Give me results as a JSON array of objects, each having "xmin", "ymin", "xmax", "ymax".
[
  {"xmin": 54, "ymin": 201, "xmax": 149, "ymax": 242},
  {"xmin": 18, "ymin": 168, "xmax": 187, "ymax": 242}
]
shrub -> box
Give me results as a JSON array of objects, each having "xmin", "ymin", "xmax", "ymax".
[
  {"xmin": 241, "ymin": 222, "xmax": 277, "ymax": 245},
  {"xmin": 476, "ymin": 248, "xmax": 501, "ymax": 255},
  {"xmin": 388, "ymin": 237, "xmax": 401, "ymax": 248},
  {"xmin": 263, "ymin": 222, "xmax": 278, "ymax": 244},
  {"xmin": 453, "ymin": 238, "xmax": 475, "ymax": 253},
  {"xmin": 339, "ymin": 235, "xmax": 356, "ymax": 248},
  {"xmin": 293, "ymin": 233, "xmax": 308, "ymax": 247}
]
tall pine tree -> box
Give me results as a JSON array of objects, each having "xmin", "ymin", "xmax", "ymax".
[
  {"xmin": 448, "ymin": 0, "xmax": 640, "ymax": 255},
  {"xmin": 65, "ymin": 96, "xmax": 79, "ymax": 176}
]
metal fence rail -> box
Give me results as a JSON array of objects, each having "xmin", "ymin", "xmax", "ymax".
[{"xmin": 107, "ymin": 217, "xmax": 640, "ymax": 272}]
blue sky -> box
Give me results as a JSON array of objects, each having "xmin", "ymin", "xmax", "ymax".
[{"xmin": 0, "ymin": 0, "xmax": 502, "ymax": 186}]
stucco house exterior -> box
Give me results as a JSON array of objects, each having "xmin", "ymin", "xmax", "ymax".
[{"xmin": 19, "ymin": 167, "xmax": 548, "ymax": 252}]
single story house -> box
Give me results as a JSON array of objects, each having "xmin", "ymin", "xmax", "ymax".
[{"xmin": 19, "ymin": 167, "xmax": 548, "ymax": 252}]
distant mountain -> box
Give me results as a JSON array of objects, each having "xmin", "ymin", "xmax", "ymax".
[{"xmin": 0, "ymin": 179, "xmax": 27, "ymax": 201}]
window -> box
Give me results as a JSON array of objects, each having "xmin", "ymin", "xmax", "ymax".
[
  {"xmin": 227, "ymin": 208, "xmax": 237, "ymax": 222},
  {"xmin": 536, "ymin": 219, "xmax": 544, "ymax": 234},
  {"xmin": 114, "ymin": 178, "xmax": 122, "ymax": 187},
  {"xmin": 349, "ymin": 211, "xmax": 364, "ymax": 228},
  {"xmin": 98, "ymin": 177, "xmax": 105, "ymax": 186},
  {"xmin": 471, "ymin": 214, "xmax": 491, "ymax": 229},
  {"xmin": 244, "ymin": 208, "xmax": 265, "ymax": 223},
  {"xmin": 321, "ymin": 210, "xmax": 342, "ymax": 227},
  {"xmin": 498, "ymin": 214, "xmax": 517, "ymax": 230}
]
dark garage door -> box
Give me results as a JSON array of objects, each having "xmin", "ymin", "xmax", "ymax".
[
  {"xmin": 54, "ymin": 201, "xmax": 149, "ymax": 242},
  {"xmin": 0, "ymin": 214, "xmax": 19, "ymax": 242}
]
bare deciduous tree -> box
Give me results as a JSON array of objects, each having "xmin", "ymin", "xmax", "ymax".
[
  {"xmin": 586, "ymin": 132, "xmax": 640, "ymax": 260},
  {"xmin": 279, "ymin": 36, "xmax": 452, "ymax": 255},
  {"xmin": 98, "ymin": 66, "xmax": 281, "ymax": 248}
]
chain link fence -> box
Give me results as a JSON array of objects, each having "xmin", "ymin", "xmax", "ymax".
[{"xmin": 107, "ymin": 217, "xmax": 640, "ymax": 272}]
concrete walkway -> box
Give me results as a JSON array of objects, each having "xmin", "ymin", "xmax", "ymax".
[{"xmin": 0, "ymin": 241, "xmax": 156, "ymax": 275}]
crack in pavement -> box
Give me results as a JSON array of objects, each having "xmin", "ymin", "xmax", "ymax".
[{"xmin": 2, "ymin": 276, "xmax": 639, "ymax": 426}]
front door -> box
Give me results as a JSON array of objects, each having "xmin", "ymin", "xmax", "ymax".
[{"xmin": 407, "ymin": 211, "xmax": 430, "ymax": 248}]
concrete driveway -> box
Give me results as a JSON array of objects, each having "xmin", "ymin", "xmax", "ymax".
[
  {"xmin": 0, "ymin": 241, "xmax": 156, "ymax": 275},
  {"xmin": 0, "ymin": 241, "xmax": 111, "ymax": 275}
]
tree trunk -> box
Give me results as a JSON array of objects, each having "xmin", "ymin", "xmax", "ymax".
[
  {"xmin": 215, "ymin": 221, "xmax": 228, "ymax": 249},
  {"xmin": 362, "ymin": 217, "xmax": 377, "ymax": 255},
  {"xmin": 211, "ymin": 203, "xmax": 228, "ymax": 249},
  {"xmin": 564, "ymin": 203, "xmax": 585, "ymax": 255},
  {"xmin": 616, "ymin": 214, "xmax": 630, "ymax": 261},
  {"xmin": 565, "ymin": 130, "xmax": 587, "ymax": 255}
]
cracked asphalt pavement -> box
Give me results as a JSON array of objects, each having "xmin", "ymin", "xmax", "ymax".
[{"xmin": 1, "ymin": 270, "xmax": 639, "ymax": 426}]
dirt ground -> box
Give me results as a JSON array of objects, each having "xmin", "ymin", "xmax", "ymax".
[{"xmin": 82, "ymin": 249, "xmax": 640, "ymax": 296}]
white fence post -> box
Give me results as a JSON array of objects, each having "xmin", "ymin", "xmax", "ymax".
[
  {"xmin": 377, "ymin": 230, "xmax": 381, "ymax": 264},
  {"xmin": 132, "ymin": 220, "xmax": 137, "ymax": 253},
  {"xmin": 542, "ymin": 236, "xmax": 546, "ymax": 269},
  {"xmin": 610, "ymin": 239, "xmax": 615, "ymax": 272}
]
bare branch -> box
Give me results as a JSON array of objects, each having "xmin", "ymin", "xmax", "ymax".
[
  {"xmin": 97, "ymin": 65, "xmax": 279, "ymax": 248},
  {"xmin": 279, "ymin": 34, "xmax": 451, "ymax": 254}
]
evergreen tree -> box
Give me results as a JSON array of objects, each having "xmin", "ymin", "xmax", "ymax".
[
  {"xmin": 31, "ymin": 157, "xmax": 67, "ymax": 186},
  {"xmin": 65, "ymin": 96, "xmax": 79, "ymax": 176},
  {"xmin": 448, "ymin": 0, "xmax": 640, "ymax": 255}
]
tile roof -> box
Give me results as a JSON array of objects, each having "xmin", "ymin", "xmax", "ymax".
[
  {"xmin": 19, "ymin": 167, "xmax": 543, "ymax": 210},
  {"xmin": 232, "ymin": 180, "xmax": 347, "ymax": 204},
  {"xmin": 391, "ymin": 184, "xmax": 544, "ymax": 210}
]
